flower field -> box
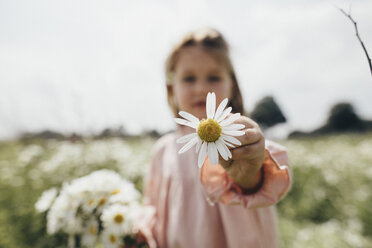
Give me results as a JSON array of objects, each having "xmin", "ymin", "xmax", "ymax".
[{"xmin": 0, "ymin": 134, "xmax": 371, "ymax": 247}]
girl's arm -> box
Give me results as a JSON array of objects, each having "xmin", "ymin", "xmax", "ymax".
[
  {"xmin": 200, "ymin": 139, "xmax": 291, "ymax": 208},
  {"xmin": 219, "ymin": 116, "xmax": 266, "ymax": 191}
]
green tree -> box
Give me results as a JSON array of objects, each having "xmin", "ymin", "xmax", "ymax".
[
  {"xmin": 250, "ymin": 96, "xmax": 286, "ymax": 129},
  {"xmin": 326, "ymin": 102, "xmax": 365, "ymax": 131}
]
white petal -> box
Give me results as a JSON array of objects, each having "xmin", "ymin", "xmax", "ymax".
[
  {"xmin": 214, "ymin": 98, "xmax": 228, "ymax": 121},
  {"xmin": 216, "ymin": 107, "xmax": 232, "ymax": 122},
  {"xmin": 222, "ymin": 130, "xmax": 245, "ymax": 137},
  {"xmin": 176, "ymin": 133, "xmax": 197, "ymax": 144},
  {"xmin": 211, "ymin": 93, "xmax": 216, "ymax": 118},
  {"xmin": 174, "ymin": 118, "xmax": 198, "ymax": 128},
  {"xmin": 198, "ymin": 142, "xmax": 208, "ymax": 168},
  {"xmin": 221, "ymin": 140, "xmax": 233, "ymax": 159},
  {"xmin": 206, "ymin": 92, "xmax": 216, "ymax": 119},
  {"xmin": 224, "ymin": 141, "xmax": 236, "ymax": 148},
  {"xmin": 221, "ymin": 134, "xmax": 241, "ymax": 146},
  {"xmin": 206, "ymin": 92, "xmax": 212, "ymax": 118},
  {"xmin": 222, "ymin": 124, "xmax": 245, "ymax": 131},
  {"xmin": 179, "ymin": 111, "xmax": 199, "ymax": 126},
  {"xmin": 195, "ymin": 137, "xmax": 202, "ymax": 153},
  {"xmin": 215, "ymin": 140, "xmax": 229, "ymax": 161},
  {"xmin": 208, "ymin": 142, "xmax": 218, "ymax": 166},
  {"xmin": 178, "ymin": 137, "xmax": 198, "ymax": 154},
  {"xmin": 225, "ymin": 144, "xmax": 233, "ymax": 159},
  {"xmin": 219, "ymin": 113, "xmax": 241, "ymax": 127}
]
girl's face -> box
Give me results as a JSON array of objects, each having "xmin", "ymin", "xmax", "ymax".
[{"xmin": 168, "ymin": 46, "xmax": 233, "ymax": 120}]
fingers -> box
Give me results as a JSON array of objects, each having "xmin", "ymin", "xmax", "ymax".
[
  {"xmin": 219, "ymin": 138, "xmax": 265, "ymax": 168},
  {"xmin": 238, "ymin": 128, "xmax": 263, "ymax": 146},
  {"xmin": 228, "ymin": 116, "xmax": 264, "ymax": 160},
  {"xmin": 232, "ymin": 116, "xmax": 257, "ymax": 129},
  {"xmin": 219, "ymin": 115, "xmax": 265, "ymax": 167},
  {"xmin": 230, "ymin": 139, "xmax": 265, "ymax": 160},
  {"xmin": 227, "ymin": 116, "xmax": 263, "ymax": 145},
  {"xmin": 218, "ymin": 132, "xmax": 264, "ymax": 168}
]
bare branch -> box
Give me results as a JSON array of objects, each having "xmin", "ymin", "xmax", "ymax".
[{"xmin": 335, "ymin": 6, "xmax": 372, "ymax": 77}]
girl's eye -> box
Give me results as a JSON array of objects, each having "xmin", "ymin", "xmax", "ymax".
[
  {"xmin": 183, "ymin": 76, "xmax": 196, "ymax": 83},
  {"xmin": 208, "ymin": 75, "xmax": 221, "ymax": 83}
]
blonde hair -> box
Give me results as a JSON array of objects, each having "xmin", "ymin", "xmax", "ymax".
[{"xmin": 165, "ymin": 27, "xmax": 244, "ymax": 117}]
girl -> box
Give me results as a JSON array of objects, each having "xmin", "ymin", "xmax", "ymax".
[{"xmin": 139, "ymin": 28, "xmax": 291, "ymax": 248}]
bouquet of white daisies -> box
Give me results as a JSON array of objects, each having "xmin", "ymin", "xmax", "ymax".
[{"xmin": 35, "ymin": 169, "xmax": 148, "ymax": 248}]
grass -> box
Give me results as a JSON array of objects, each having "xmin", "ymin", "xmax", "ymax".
[
  {"xmin": 278, "ymin": 134, "xmax": 372, "ymax": 247},
  {"xmin": 0, "ymin": 134, "xmax": 371, "ymax": 247}
]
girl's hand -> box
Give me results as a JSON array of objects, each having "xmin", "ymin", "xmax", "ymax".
[{"xmin": 219, "ymin": 116, "xmax": 266, "ymax": 192}]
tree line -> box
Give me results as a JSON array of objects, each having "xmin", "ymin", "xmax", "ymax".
[{"xmin": 249, "ymin": 95, "xmax": 372, "ymax": 138}]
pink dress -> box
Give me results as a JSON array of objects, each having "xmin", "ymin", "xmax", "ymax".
[{"xmin": 139, "ymin": 127, "xmax": 291, "ymax": 248}]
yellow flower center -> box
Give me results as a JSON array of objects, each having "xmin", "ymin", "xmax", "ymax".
[
  {"xmin": 114, "ymin": 213, "xmax": 125, "ymax": 224},
  {"xmin": 88, "ymin": 199, "xmax": 95, "ymax": 206},
  {"xmin": 98, "ymin": 197, "xmax": 107, "ymax": 206},
  {"xmin": 89, "ymin": 225, "xmax": 97, "ymax": 235},
  {"xmin": 111, "ymin": 189, "xmax": 121, "ymax": 195},
  {"xmin": 197, "ymin": 118, "xmax": 222, "ymax": 142},
  {"xmin": 109, "ymin": 234, "xmax": 117, "ymax": 243}
]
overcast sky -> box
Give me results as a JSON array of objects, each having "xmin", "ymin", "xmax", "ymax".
[{"xmin": 1, "ymin": 0, "xmax": 371, "ymax": 139}]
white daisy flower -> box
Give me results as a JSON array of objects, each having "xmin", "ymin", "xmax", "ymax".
[
  {"xmin": 35, "ymin": 187, "xmax": 58, "ymax": 213},
  {"xmin": 109, "ymin": 181, "xmax": 141, "ymax": 205},
  {"xmin": 101, "ymin": 204, "xmax": 132, "ymax": 235},
  {"xmin": 101, "ymin": 230, "xmax": 123, "ymax": 248},
  {"xmin": 175, "ymin": 92, "xmax": 245, "ymax": 168},
  {"xmin": 81, "ymin": 218, "xmax": 99, "ymax": 247}
]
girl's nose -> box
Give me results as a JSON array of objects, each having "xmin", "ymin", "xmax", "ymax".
[{"xmin": 194, "ymin": 80, "xmax": 209, "ymax": 95}]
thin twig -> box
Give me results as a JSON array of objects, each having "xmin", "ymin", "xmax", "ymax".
[{"xmin": 336, "ymin": 6, "xmax": 372, "ymax": 77}]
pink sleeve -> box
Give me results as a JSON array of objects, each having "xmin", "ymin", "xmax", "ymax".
[{"xmin": 200, "ymin": 140, "xmax": 291, "ymax": 209}]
